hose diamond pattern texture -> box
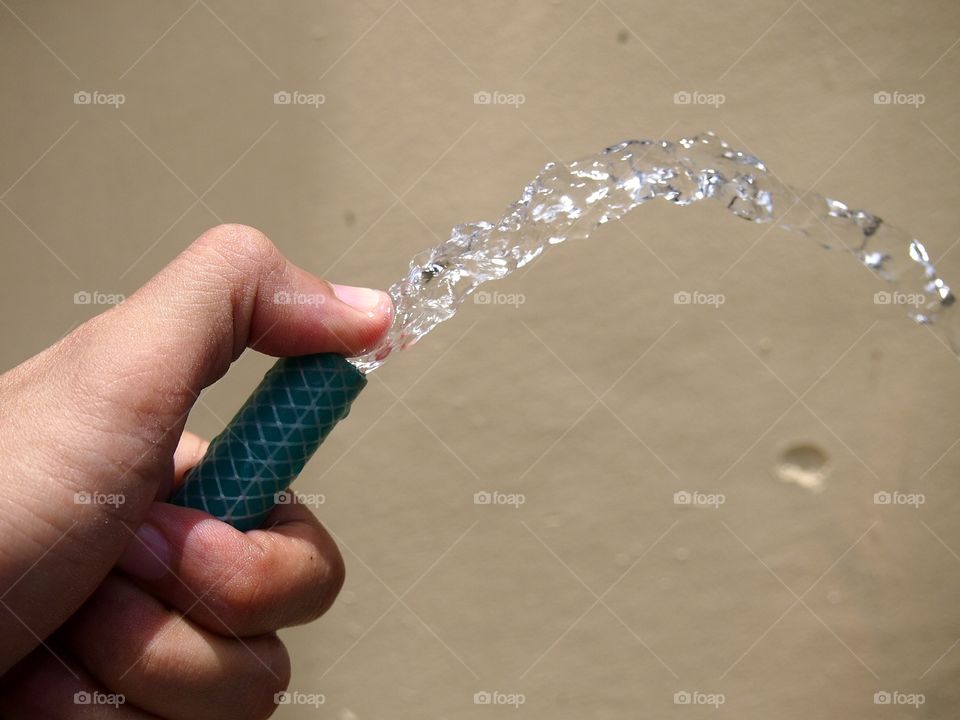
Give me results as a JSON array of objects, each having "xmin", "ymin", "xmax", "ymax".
[{"xmin": 170, "ymin": 353, "xmax": 366, "ymax": 531}]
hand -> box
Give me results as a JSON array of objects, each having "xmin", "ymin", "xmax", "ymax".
[{"xmin": 0, "ymin": 224, "xmax": 393, "ymax": 719}]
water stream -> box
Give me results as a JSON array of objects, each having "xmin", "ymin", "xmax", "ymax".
[{"xmin": 350, "ymin": 131, "xmax": 955, "ymax": 373}]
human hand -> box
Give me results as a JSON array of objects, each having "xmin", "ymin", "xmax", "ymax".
[{"xmin": 0, "ymin": 224, "xmax": 393, "ymax": 719}]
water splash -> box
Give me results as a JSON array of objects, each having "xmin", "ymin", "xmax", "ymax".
[{"xmin": 350, "ymin": 132, "xmax": 956, "ymax": 373}]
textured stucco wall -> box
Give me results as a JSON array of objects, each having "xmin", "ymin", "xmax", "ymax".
[{"xmin": 2, "ymin": 1, "xmax": 960, "ymax": 717}]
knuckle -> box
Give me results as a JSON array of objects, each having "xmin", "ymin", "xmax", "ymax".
[
  {"xmin": 115, "ymin": 626, "xmax": 173, "ymax": 687},
  {"xmin": 193, "ymin": 224, "xmax": 281, "ymax": 276}
]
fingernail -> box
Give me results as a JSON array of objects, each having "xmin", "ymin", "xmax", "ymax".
[
  {"xmin": 332, "ymin": 284, "xmax": 387, "ymax": 315},
  {"xmin": 118, "ymin": 523, "xmax": 170, "ymax": 581}
]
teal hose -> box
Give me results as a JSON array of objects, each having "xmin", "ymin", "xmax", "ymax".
[{"xmin": 170, "ymin": 353, "xmax": 366, "ymax": 531}]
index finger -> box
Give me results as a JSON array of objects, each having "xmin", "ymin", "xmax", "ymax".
[{"xmin": 115, "ymin": 498, "xmax": 345, "ymax": 637}]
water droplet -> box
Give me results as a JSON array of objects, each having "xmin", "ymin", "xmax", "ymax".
[
  {"xmin": 775, "ymin": 444, "xmax": 829, "ymax": 493},
  {"xmin": 674, "ymin": 547, "xmax": 690, "ymax": 562},
  {"xmin": 616, "ymin": 29, "xmax": 629, "ymax": 44}
]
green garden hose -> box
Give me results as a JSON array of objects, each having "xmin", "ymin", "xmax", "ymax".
[{"xmin": 169, "ymin": 353, "xmax": 366, "ymax": 531}]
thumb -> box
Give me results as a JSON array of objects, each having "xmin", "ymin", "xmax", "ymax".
[
  {"xmin": 0, "ymin": 224, "xmax": 391, "ymax": 672},
  {"xmin": 97, "ymin": 222, "xmax": 392, "ymax": 417}
]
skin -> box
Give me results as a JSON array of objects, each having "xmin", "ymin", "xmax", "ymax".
[{"xmin": 0, "ymin": 224, "xmax": 394, "ymax": 719}]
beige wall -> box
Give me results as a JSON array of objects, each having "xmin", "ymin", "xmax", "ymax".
[{"xmin": 3, "ymin": 1, "xmax": 960, "ymax": 717}]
